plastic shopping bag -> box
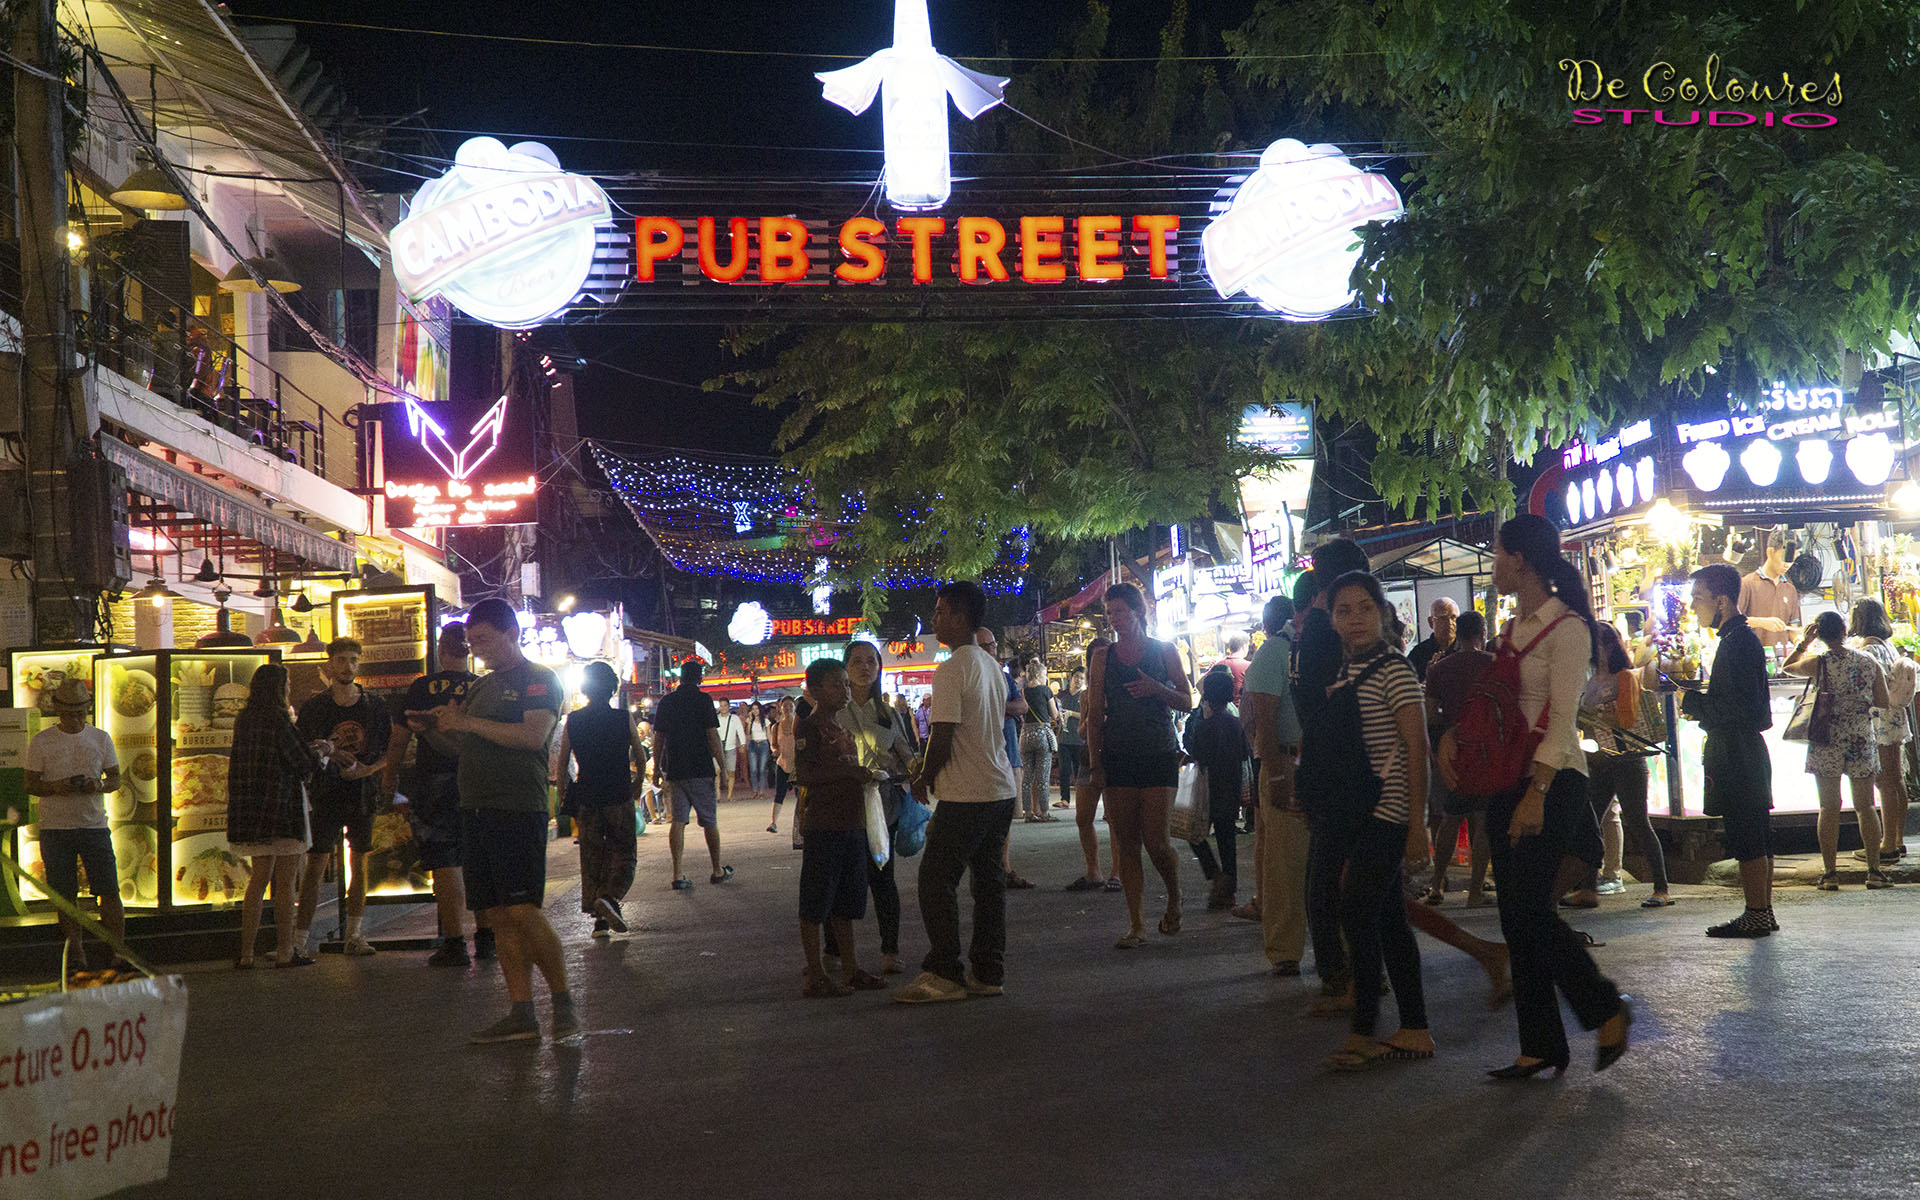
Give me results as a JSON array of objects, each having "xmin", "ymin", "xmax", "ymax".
[
  {"xmin": 864, "ymin": 783, "xmax": 891, "ymax": 866},
  {"xmin": 895, "ymin": 792, "xmax": 932, "ymax": 857},
  {"xmin": 1167, "ymin": 763, "xmax": 1211, "ymax": 844}
]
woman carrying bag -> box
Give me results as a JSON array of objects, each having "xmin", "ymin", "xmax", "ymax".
[
  {"xmin": 1183, "ymin": 669, "xmax": 1250, "ymax": 911},
  {"xmin": 1018, "ymin": 659, "xmax": 1059, "ymax": 823},
  {"xmin": 227, "ymin": 664, "xmax": 323, "ymax": 969},
  {"xmin": 1564, "ymin": 622, "xmax": 1672, "ymax": 909},
  {"xmin": 1784, "ymin": 612, "xmax": 1892, "ymax": 890},
  {"xmin": 1441, "ymin": 515, "xmax": 1630, "ymax": 1079}
]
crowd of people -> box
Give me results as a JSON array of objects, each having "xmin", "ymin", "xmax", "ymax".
[{"xmin": 22, "ymin": 514, "xmax": 1918, "ymax": 1064}]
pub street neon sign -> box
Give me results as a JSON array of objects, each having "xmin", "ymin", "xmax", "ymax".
[
  {"xmin": 634, "ymin": 214, "xmax": 1182, "ymax": 285},
  {"xmin": 815, "ymin": 0, "xmax": 1009, "ymax": 212}
]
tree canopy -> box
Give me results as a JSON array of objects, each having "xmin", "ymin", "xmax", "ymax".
[{"xmin": 1230, "ymin": 0, "xmax": 1920, "ymax": 515}]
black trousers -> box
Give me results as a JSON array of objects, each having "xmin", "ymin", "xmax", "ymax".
[
  {"xmin": 1337, "ymin": 817, "xmax": 1427, "ymax": 1038},
  {"xmin": 1190, "ymin": 790, "xmax": 1239, "ymax": 887},
  {"xmin": 1488, "ymin": 769, "xmax": 1623, "ymax": 1064},
  {"xmin": 1585, "ymin": 753, "xmax": 1669, "ymax": 893},
  {"xmin": 1305, "ymin": 819, "xmax": 1350, "ymax": 991},
  {"xmin": 918, "ymin": 798, "xmax": 1016, "ymax": 987},
  {"xmin": 1057, "ymin": 745, "xmax": 1082, "ymax": 807}
]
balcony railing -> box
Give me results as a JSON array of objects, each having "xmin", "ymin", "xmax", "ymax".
[{"xmin": 76, "ymin": 253, "xmax": 362, "ymax": 495}]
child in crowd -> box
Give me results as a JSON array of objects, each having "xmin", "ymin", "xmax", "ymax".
[{"xmin": 793, "ymin": 658, "xmax": 885, "ymax": 997}]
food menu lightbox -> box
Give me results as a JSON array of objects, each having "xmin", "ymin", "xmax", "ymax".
[{"xmin": 330, "ymin": 587, "xmax": 436, "ymax": 899}]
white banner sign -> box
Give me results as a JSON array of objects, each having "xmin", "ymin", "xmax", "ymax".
[{"xmin": 0, "ymin": 976, "xmax": 188, "ymax": 1199}]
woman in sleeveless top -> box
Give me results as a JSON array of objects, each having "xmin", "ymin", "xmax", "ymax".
[
  {"xmin": 1084, "ymin": 582, "xmax": 1194, "ymax": 949},
  {"xmin": 1850, "ymin": 599, "xmax": 1912, "ymax": 864},
  {"xmin": 559, "ymin": 662, "xmax": 644, "ymax": 936},
  {"xmin": 1018, "ymin": 659, "xmax": 1058, "ymax": 822},
  {"xmin": 1784, "ymin": 611, "xmax": 1891, "ymax": 888}
]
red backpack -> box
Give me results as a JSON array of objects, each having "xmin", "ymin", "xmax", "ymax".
[{"xmin": 1451, "ymin": 614, "xmax": 1575, "ymax": 799}]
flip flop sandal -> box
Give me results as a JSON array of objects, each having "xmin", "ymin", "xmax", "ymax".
[
  {"xmin": 1375, "ymin": 1043, "xmax": 1436, "ymax": 1061},
  {"xmin": 803, "ymin": 976, "xmax": 853, "ymax": 998},
  {"xmin": 845, "ymin": 970, "xmax": 887, "ymax": 991},
  {"xmin": 1327, "ymin": 1047, "xmax": 1394, "ymax": 1072},
  {"xmin": 710, "ymin": 866, "xmax": 734, "ymax": 884},
  {"xmin": 1641, "ymin": 895, "xmax": 1675, "ymax": 908},
  {"xmin": 1159, "ymin": 913, "xmax": 1181, "ymax": 935},
  {"xmin": 1066, "ymin": 877, "xmax": 1103, "ymax": 892},
  {"xmin": 1576, "ymin": 930, "xmax": 1606, "ymax": 948},
  {"xmin": 1104, "ymin": 877, "xmax": 1123, "ymax": 892},
  {"xmin": 1114, "ymin": 932, "xmax": 1147, "ymax": 950}
]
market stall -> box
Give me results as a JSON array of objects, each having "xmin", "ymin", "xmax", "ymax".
[{"xmin": 1547, "ymin": 387, "xmax": 1920, "ymax": 824}]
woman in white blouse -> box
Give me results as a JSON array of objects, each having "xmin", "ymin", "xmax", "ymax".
[{"xmin": 1441, "ymin": 515, "xmax": 1630, "ymax": 1079}]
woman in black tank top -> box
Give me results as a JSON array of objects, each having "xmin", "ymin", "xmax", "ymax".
[
  {"xmin": 559, "ymin": 662, "xmax": 642, "ymax": 937},
  {"xmin": 1084, "ymin": 582, "xmax": 1194, "ymax": 949}
]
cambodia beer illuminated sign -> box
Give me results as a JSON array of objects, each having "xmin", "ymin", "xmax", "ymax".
[
  {"xmin": 377, "ymin": 395, "xmax": 537, "ymax": 529},
  {"xmin": 1203, "ymin": 138, "xmax": 1404, "ymax": 320},
  {"xmin": 392, "ymin": 138, "xmax": 612, "ymax": 329}
]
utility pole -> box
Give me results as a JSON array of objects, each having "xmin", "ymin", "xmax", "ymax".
[{"xmin": 15, "ymin": 0, "xmax": 92, "ymax": 642}]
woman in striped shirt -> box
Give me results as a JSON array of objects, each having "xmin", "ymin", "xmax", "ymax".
[{"xmin": 1322, "ymin": 571, "xmax": 1435, "ymax": 1070}]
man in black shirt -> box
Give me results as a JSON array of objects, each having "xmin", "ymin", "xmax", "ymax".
[
  {"xmin": 1681, "ymin": 562, "xmax": 1777, "ymax": 938},
  {"xmin": 652, "ymin": 658, "xmax": 730, "ymax": 890},
  {"xmin": 296, "ymin": 638, "xmax": 392, "ymax": 956},
  {"xmin": 384, "ymin": 623, "xmax": 480, "ymax": 966},
  {"xmin": 1407, "ymin": 597, "xmax": 1459, "ymax": 681},
  {"xmin": 1293, "ymin": 537, "xmax": 1371, "ymax": 1009}
]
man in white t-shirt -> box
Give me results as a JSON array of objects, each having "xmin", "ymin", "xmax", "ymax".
[
  {"xmin": 716, "ymin": 700, "xmax": 748, "ymax": 801},
  {"xmin": 23, "ymin": 679, "xmax": 124, "ymax": 972},
  {"xmin": 894, "ymin": 580, "xmax": 1019, "ymax": 1004}
]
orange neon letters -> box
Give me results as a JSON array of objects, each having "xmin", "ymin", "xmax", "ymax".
[
  {"xmin": 635, "ymin": 217, "xmax": 685, "ymax": 281},
  {"xmin": 1132, "ymin": 214, "xmax": 1180, "ymax": 279},
  {"xmin": 697, "ymin": 217, "xmax": 752, "ymax": 283},
  {"xmin": 957, "ymin": 217, "xmax": 1009, "ymax": 283},
  {"xmin": 758, "ymin": 217, "xmax": 811, "ymax": 284},
  {"xmin": 1018, "ymin": 216, "xmax": 1066, "ymax": 283},
  {"xmin": 1076, "ymin": 215, "xmax": 1124, "ymax": 281},
  {"xmin": 896, "ymin": 218, "xmax": 946, "ymax": 284},
  {"xmin": 835, "ymin": 217, "xmax": 887, "ymax": 283}
]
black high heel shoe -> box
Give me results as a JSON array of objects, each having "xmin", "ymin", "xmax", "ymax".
[
  {"xmin": 1487, "ymin": 1057, "xmax": 1568, "ymax": 1080},
  {"xmin": 1595, "ymin": 997, "xmax": 1633, "ymax": 1073}
]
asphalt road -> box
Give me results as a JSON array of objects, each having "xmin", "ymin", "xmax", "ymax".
[{"xmin": 112, "ymin": 797, "xmax": 1920, "ymax": 1199}]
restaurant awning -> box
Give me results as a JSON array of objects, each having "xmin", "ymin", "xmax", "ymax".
[{"xmin": 105, "ymin": 437, "xmax": 356, "ymax": 572}]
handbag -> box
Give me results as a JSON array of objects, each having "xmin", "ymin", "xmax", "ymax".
[
  {"xmin": 1168, "ymin": 762, "xmax": 1211, "ymax": 843},
  {"xmin": 1783, "ymin": 677, "xmax": 1816, "ymax": 742},
  {"xmin": 1808, "ymin": 657, "xmax": 1835, "ymax": 745}
]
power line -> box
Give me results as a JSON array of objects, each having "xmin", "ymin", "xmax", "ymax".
[{"xmin": 221, "ymin": 13, "xmax": 1379, "ymax": 64}]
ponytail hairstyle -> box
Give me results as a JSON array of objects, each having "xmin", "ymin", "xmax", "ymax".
[{"xmin": 1497, "ymin": 514, "xmax": 1599, "ymax": 667}]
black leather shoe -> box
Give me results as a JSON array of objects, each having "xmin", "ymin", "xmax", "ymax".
[
  {"xmin": 1595, "ymin": 997, "xmax": 1633, "ymax": 1073},
  {"xmin": 1487, "ymin": 1057, "xmax": 1567, "ymax": 1080}
]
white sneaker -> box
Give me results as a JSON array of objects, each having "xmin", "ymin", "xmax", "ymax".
[
  {"xmin": 892, "ymin": 971, "xmax": 967, "ymax": 1004},
  {"xmin": 963, "ymin": 972, "xmax": 1003, "ymax": 997},
  {"xmin": 343, "ymin": 936, "xmax": 377, "ymax": 957},
  {"xmin": 1596, "ymin": 879, "xmax": 1628, "ymax": 896}
]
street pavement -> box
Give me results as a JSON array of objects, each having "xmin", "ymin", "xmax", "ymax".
[{"xmin": 96, "ymin": 795, "xmax": 1920, "ymax": 1199}]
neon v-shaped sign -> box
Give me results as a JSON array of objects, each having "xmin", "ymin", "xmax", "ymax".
[{"xmin": 402, "ymin": 394, "xmax": 509, "ymax": 481}]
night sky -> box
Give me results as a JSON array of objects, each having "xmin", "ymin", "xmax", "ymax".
[{"xmin": 222, "ymin": 0, "xmax": 1251, "ymax": 456}]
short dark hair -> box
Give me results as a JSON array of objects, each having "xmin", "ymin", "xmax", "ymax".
[
  {"xmin": 1811, "ymin": 610, "xmax": 1847, "ymax": 646},
  {"xmin": 1104, "ymin": 582, "xmax": 1146, "ymax": 617},
  {"xmin": 582, "ymin": 660, "xmax": 618, "ymax": 699},
  {"xmin": 1263, "ymin": 595, "xmax": 1295, "ymax": 636},
  {"xmin": 1291, "ymin": 570, "xmax": 1320, "ymax": 610},
  {"xmin": 936, "ymin": 580, "xmax": 987, "ymax": 631},
  {"xmin": 1691, "ymin": 562, "xmax": 1742, "ymax": 604},
  {"xmin": 679, "ymin": 657, "xmax": 706, "ymax": 686},
  {"xmin": 1311, "ymin": 537, "xmax": 1369, "ymax": 578},
  {"xmin": 1456, "ymin": 610, "xmax": 1487, "ymax": 643},
  {"xmin": 326, "ymin": 637, "xmax": 362, "ymax": 658},
  {"xmin": 467, "ymin": 597, "xmax": 520, "ymax": 634},
  {"xmin": 804, "ymin": 657, "xmax": 846, "ymax": 690},
  {"xmin": 1201, "ymin": 670, "xmax": 1236, "ymax": 709},
  {"xmin": 438, "ymin": 621, "xmax": 468, "ymax": 651}
]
